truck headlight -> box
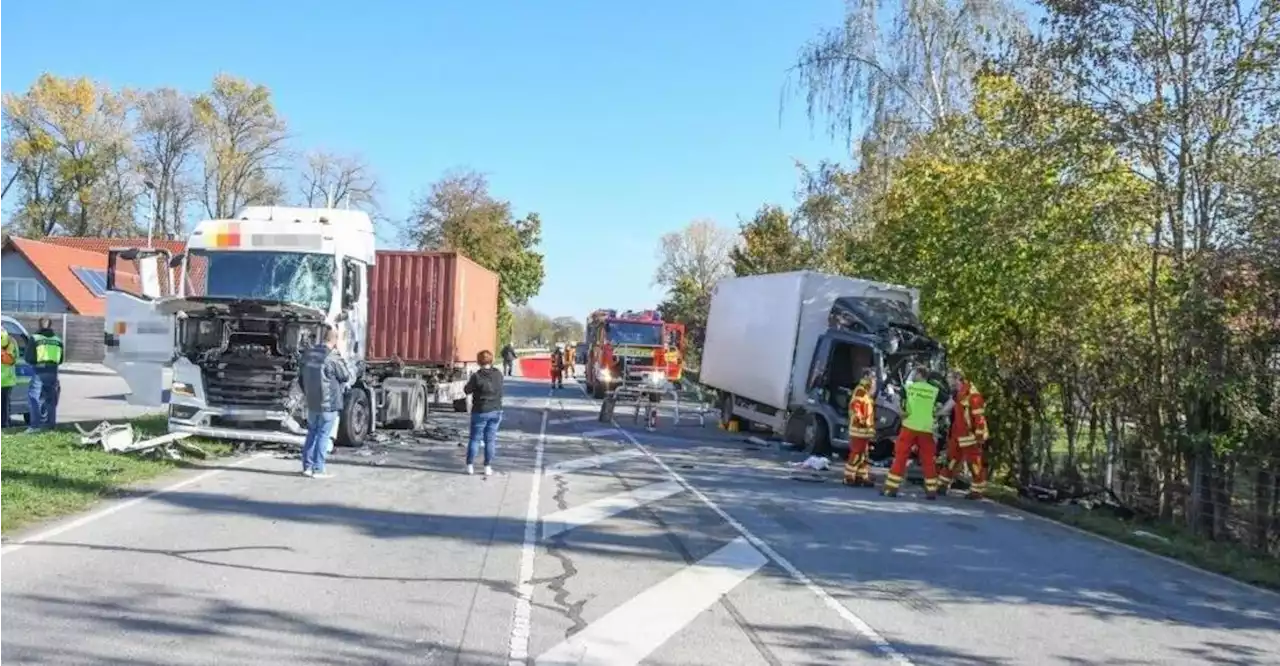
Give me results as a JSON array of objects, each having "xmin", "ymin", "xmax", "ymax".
[
  {"xmin": 598, "ymin": 368, "xmax": 612, "ymax": 381},
  {"xmin": 171, "ymin": 381, "xmax": 195, "ymax": 397}
]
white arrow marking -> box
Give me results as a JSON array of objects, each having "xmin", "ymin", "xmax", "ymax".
[
  {"xmin": 534, "ymin": 537, "xmax": 768, "ymax": 665},
  {"xmin": 581, "ymin": 428, "xmax": 623, "ymax": 439},
  {"xmin": 545, "ymin": 449, "xmax": 645, "ymax": 475},
  {"xmin": 541, "ymin": 481, "xmax": 684, "ymax": 541}
]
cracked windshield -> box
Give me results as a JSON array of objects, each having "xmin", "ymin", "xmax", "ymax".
[
  {"xmin": 4, "ymin": 1, "xmax": 1278, "ymax": 664},
  {"xmin": 187, "ymin": 251, "xmax": 334, "ymax": 311}
]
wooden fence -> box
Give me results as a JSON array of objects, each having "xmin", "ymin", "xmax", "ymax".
[{"xmin": 6, "ymin": 313, "xmax": 105, "ymax": 363}]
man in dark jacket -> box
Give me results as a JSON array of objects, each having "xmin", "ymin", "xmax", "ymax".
[
  {"xmin": 463, "ymin": 350, "xmax": 504, "ymax": 476},
  {"xmin": 297, "ymin": 327, "xmax": 350, "ymax": 478},
  {"xmin": 500, "ymin": 344, "xmax": 517, "ymax": 376},
  {"xmin": 26, "ymin": 317, "xmax": 63, "ymax": 433}
]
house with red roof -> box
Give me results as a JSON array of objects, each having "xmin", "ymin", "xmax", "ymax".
[{"xmin": 1, "ymin": 235, "xmax": 184, "ymax": 315}]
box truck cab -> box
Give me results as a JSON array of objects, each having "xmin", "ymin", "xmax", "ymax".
[
  {"xmin": 102, "ymin": 206, "xmax": 458, "ymax": 448},
  {"xmin": 699, "ymin": 271, "xmax": 946, "ymax": 460}
]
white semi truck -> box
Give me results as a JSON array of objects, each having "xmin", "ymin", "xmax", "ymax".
[
  {"xmin": 699, "ymin": 271, "xmax": 947, "ymax": 459},
  {"xmin": 102, "ymin": 206, "xmax": 499, "ymax": 448}
]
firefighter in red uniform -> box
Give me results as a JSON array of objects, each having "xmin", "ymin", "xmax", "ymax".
[
  {"xmin": 843, "ymin": 370, "xmax": 877, "ymax": 487},
  {"xmin": 939, "ymin": 370, "xmax": 989, "ymax": 499},
  {"xmin": 882, "ymin": 366, "xmax": 949, "ymax": 500}
]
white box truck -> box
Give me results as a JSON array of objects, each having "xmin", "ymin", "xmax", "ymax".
[{"xmin": 699, "ymin": 271, "xmax": 946, "ymax": 459}]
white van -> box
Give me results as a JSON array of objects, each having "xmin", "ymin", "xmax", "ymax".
[{"xmin": 1, "ymin": 314, "xmax": 33, "ymax": 425}]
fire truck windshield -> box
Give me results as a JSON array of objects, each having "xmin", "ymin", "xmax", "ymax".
[{"xmin": 606, "ymin": 321, "xmax": 663, "ymax": 346}]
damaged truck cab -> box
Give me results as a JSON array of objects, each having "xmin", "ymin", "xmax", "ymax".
[
  {"xmin": 103, "ymin": 206, "xmax": 469, "ymax": 448},
  {"xmin": 699, "ymin": 271, "xmax": 947, "ymax": 461}
]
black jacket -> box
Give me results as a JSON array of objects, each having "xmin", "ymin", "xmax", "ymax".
[
  {"xmin": 299, "ymin": 344, "xmax": 351, "ymax": 413},
  {"xmin": 464, "ymin": 367, "xmax": 504, "ymax": 413}
]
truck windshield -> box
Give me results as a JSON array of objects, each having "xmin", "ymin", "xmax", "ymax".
[
  {"xmin": 606, "ymin": 322, "xmax": 663, "ymax": 346},
  {"xmin": 187, "ymin": 250, "xmax": 335, "ymax": 311}
]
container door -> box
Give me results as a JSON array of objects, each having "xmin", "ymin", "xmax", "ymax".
[{"xmin": 103, "ymin": 248, "xmax": 177, "ymax": 406}]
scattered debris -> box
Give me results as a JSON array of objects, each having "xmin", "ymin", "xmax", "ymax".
[
  {"xmin": 792, "ymin": 455, "xmax": 831, "ymax": 471},
  {"xmin": 1132, "ymin": 530, "xmax": 1170, "ymax": 544},
  {"xmin": 75, "ymin": 421, "xmax": 202, "ymax": 458}
]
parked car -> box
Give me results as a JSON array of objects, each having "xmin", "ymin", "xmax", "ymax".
[{"xmin": 1, "ymin": 314, "xmax": 33, "ymax": 426}]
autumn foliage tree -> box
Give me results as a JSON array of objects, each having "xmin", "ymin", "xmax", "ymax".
[
  {"xmin": 401, "ymin": 169, "xmax": 546, "ymax": 344},
  {"xmin": 2, "ymin": 72, "xmax": 381, "ymax": 239}
]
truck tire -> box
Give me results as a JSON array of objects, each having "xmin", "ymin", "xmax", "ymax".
[
  {"xmin": 337, "ymin": 387, "xmax": 371, "ymax": 448},
  {"xmin": 784, "ymin": 411, "xmax": 808, "ymax": 447},
  {"xmin": 592, "ymin": 381, "xmax": 607, "ymax": 400},
  {"xmin": 802, "ymin": 413, "xmax": 832, "ymax": 457},
  {"xmin": 408, "ymin": 383, "xmax": 427, "ymax": 430}
]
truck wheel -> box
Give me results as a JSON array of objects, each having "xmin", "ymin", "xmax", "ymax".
[
  {"xmin": 803, "ymin": 413, "xmax": 832, "ymax": 457},
  {"xmin": 784, "ymin": 412, "xmax": 807, "ymax": 447},
  {"xmin": 452, "ymin": 397, "xmax": 469, "ymax": 413},
  {"xmin": 337, "ymin": 388, "xmax": 371, "ymax": 447},
  {"xmin": 592, "ymin": 381, "xmax": 607, "ymax": 400},
  {"xmin": 408, "ymin": 383, "xmax": 427, "ymax": 430}
]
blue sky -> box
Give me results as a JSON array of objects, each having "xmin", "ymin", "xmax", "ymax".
[{"xmin": 2, "ymin": 0, "xmax": 849, "ymax": 318}]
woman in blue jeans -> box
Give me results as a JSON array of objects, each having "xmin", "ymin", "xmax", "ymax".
[{"xmin": 463, "ymin": 350, "xmax": 505, "ymax": 477}]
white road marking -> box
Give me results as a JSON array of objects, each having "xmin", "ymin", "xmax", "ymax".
[
  {"xmin": 507, "ymin": 392, "xmax": 552, "ymax": 665},
  {"xmin": 580, "ymin": 428, "xmax": 623, "ymax": 439},
  {"xmin": 545, "ymin": 449, "xmax": 645, "ymax": 475},
  {"xmin": 0, "ymin": 452, "xmax": 272, "ymax": 557},
  {"xmin": 548, "ymin": 415, "xmax": 598, "ymax": 425},
  {"xmin": 609, "ymin": 424, "xmax": 916, "ymax": 666},
  {"xmin": 541, "ymin": 480, "xmax": 685, "ymax": 541},
  {"xmin": 534, "ymin": 536, "xmax": 768, "ymax": 666}
]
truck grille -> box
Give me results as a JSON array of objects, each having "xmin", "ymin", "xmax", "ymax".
[{"xmin": 202, "ymin": 357, "xmax": 296, "ymax": 409}]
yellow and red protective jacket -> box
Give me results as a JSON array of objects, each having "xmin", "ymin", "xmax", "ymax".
[
  {"xmin": 950, "ymin": 381, "xmax": 989, "ymax": 447},
  {"xmin": 847, "ymin": 381, "xmax": 876, "ymax": 441}
]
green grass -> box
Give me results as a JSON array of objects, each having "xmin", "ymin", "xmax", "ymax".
[
  {"xmin": 988, "ymin": 485, "xmax": 1280, "ymax": 592},
  {"xmin": 1, "ymin": 416, "xmax": 235, "ymax": 534}
]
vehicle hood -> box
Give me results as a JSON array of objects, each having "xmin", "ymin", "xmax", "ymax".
[{"xmin": 156, "ymin": 296, "xmax": 327, "ymax": 320}]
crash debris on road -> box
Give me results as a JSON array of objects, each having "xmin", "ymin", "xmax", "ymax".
[{"xmin": 75, "ymin": 421, "xmax": 208, "ymax": 459}]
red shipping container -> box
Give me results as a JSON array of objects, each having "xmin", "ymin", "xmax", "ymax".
[{"xmin": 367, "ymin": 250, "xmax": 500, "ymax": 365}]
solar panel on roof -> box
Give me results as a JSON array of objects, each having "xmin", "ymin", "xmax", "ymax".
[{"xmin": 71, "ymin": 267, "xmax": 109, "ymax": 297}]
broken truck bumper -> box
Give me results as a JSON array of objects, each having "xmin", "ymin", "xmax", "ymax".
[{"xmin": 168, "ymin": 402, "xmax": 306, "ymax": 447}]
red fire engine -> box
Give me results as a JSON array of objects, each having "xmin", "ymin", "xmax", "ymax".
[{"xmin": 583, "ymin": 309, "xmax": 686, "ymax": 399}]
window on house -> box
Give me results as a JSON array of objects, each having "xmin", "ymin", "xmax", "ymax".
[
  {"xmin": 72, "ymin": 267, "xmax": 109, "ymax": 297},
  {"xmin": 1, "ymin": 278, "xmax": 48, "ymax": 313}
]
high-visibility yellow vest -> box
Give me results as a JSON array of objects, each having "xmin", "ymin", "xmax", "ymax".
[
  {"xmin": 902, "ymin": 380, "xmax": 939, "ymax": 433},
  {"xmin": 1, "ymin": 334, "xmax": 17, "ymax": 388},
  {"xmin": 31, "ymin": 332, "xmax": 64, "ymax": 365}
]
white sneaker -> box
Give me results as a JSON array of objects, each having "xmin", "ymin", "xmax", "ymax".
[
  {"xmin": 312, "ymin": 471, "xmax": 335, "ymax": 479},
  {"xmin": 484, "ymin": 465, "xmax": 493, "ymax": 477},
  {"xmin": 466, "ymin": 464, "xmax": 475, "ymax": 475}
]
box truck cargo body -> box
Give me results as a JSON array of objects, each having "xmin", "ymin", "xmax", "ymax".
[{"xmin": 700, "ymin": 271, "xmax": 944, "ymax": 459}]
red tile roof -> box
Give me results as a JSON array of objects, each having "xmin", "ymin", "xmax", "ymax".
[
  {"xmin": 41, "ymin": 237, "xmax": 188, "ymax": 255},
  {"xmin": 3, "ymin": 237, "xmax": 116, "ymax": 315}
]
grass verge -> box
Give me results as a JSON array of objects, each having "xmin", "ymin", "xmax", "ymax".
[
  {"xmin": 988, "ymin": 485, "xmax": 1280, "ymax": 593},
  {"xmin": 1, "ymin": 416, "xmax": 235, "ymax": 534}
]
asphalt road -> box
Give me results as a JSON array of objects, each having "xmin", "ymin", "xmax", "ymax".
[{"xmin": 3, "ymin": 377, "xmax": 1278, "ymax": 665}]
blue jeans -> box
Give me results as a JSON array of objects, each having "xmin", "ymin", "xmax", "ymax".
[
  {"xmin": 303, "ymin": 411, "xmax": 338, "ymax": 473},
  {"xmin": 467, "ymin": 410, "xmax": 503, "ymax": 466},
  {"xmin": 27, "ymin": 369, "xmax": 59, "ymax": 429}
]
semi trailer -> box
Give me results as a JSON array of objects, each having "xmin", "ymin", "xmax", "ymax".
[
  {"xmin": 103, "ymin": 206, "xmax": 499, "ymax": 448},
  {"xmin": 699, "ymin": 271, "xmax": 947, "ymax": 460}
]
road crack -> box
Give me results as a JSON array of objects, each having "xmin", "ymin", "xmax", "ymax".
[{"xmin": 531, "ymin": 472, "xmax": 590, "ymax": 637}]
